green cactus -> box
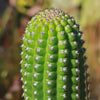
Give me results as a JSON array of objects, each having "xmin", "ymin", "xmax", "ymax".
[{"xmin": 20, "ymin": 8, "xmax": 89, "ymax": 100}]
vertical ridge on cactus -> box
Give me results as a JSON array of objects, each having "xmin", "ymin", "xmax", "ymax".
[{"xmin": 21, "ymin": 8, "xmax": 90, "ymax": 100}]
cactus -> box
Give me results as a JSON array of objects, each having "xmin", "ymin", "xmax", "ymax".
[{"xmin": 20, "ymin": 8, "xmax": 89, "ymax": 100}]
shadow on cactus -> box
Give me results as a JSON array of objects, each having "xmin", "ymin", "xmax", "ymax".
[{"xmin": 20, "ymin": 8, "xmax": 90, "ymax": 100}]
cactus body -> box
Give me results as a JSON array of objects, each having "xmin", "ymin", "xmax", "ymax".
[{"xmin": 21, "ymin": 9, "xmax": 89, "ymax": 100}]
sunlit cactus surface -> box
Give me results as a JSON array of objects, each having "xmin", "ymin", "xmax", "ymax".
[{"xmin": 20, "ymin": 8, "xmax": 89, "ymax": 100}]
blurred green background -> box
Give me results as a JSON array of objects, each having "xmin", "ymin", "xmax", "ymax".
[{"xmin": 0, "ymin": 0, "xmax": 100, "ymax": 100}]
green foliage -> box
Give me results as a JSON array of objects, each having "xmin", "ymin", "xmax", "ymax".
[
  {"xmin": 50, "ymin": 0, "xmax": 82, "ymax": 11},
  {"xmin": 72, "ymin": 0, "xmax": 83, "ymax": 6},
  {"xmin": 21, "ymin": 8, "xmax": 89, "ymax": 100},
  {"xmin": 50, "ymin": 0, "xmax": 81, "ymax": 12},
  {"xmin": 80, "ymin": 0, "xmax": 100, "ymax": 26},
  {"xmin": 51, "ymin": 0, "xmax": 73, "ymax": 11},
  {"xmin": 16, "ymin": 0, "xmax": 35, "ymax": 14}
]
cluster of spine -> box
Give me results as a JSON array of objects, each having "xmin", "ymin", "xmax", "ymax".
[{"xmin": 20, "ymin": 8, "xmax": 90, "ymax": 100}]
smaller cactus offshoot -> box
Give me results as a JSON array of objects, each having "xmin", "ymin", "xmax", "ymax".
[{"xmin": 20, "ymin": 8, "xmax": 90, "ymax": 100}]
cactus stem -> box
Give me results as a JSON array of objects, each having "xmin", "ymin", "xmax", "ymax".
[{"xmin": 21, "ymin": 8, "xmax": 89, "ymax": 100}]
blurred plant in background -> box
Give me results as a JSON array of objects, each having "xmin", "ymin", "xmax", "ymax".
[
  {"xmin": 16, "ymin": 0, "xmax": 35, "ymax": 14},
  {"xmin": 0, "ymin": 0, "xmax": 100, "ymax": 100}
]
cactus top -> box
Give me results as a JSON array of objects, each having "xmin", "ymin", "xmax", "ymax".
[
  {"xmin": 31, "ymin": 9, "xmax": 75, "ymax": 23},
  {"xmin": 21, "ymin": 8, "xmax": 89, "ymax": 100},
  {"xmin": 39, "ymin": 9, "xmax": 64, "ymax": 19}
]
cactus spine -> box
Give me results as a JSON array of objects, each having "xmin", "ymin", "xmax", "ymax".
[{"xmin": 21, "ymin": 8, "xmax": 89, "ymax": 100}]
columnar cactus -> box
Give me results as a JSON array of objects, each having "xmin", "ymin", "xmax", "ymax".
[{"xmin": 20, "ymin": 8, "xmax": 89, "ymax": 100}]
